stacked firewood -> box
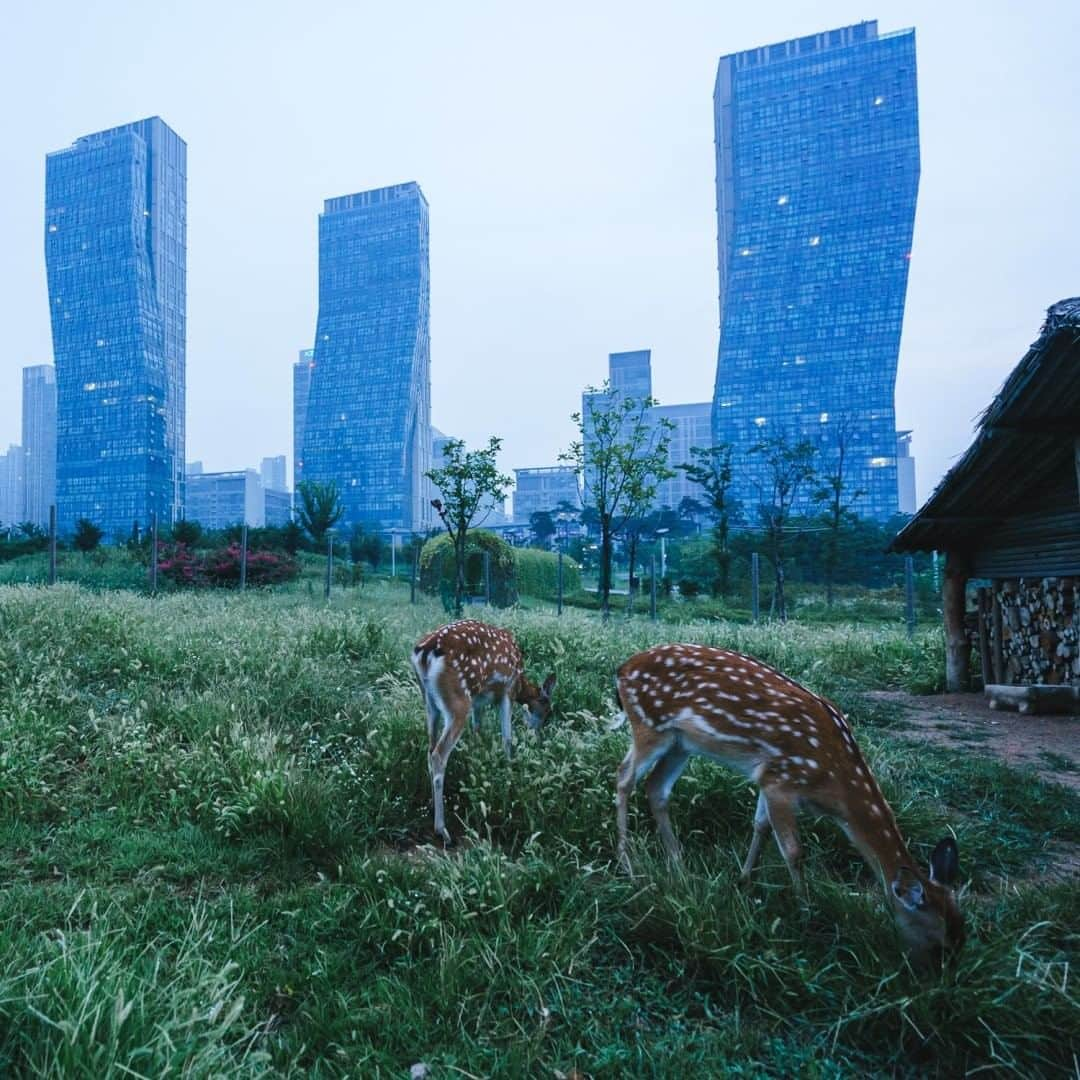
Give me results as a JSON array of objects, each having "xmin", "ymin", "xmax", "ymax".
[{"xmin": 995, "ymin": 577, "xmax": 1078, "ymax": 685}]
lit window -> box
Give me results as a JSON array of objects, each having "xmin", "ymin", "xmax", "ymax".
[
  {"xmin": 753, "ymin": 417, "xmax": 767, "ymax": 427},
  {"xmin": 48, "ymin": 224, "xmax": 58, "ymax": 233},
  {"xmin": 96, "ymin": 339, "xmax": 106, "ymax": 347},
  {"xmin": 719, "ymin": 400, "xmax": 733, "ymax": 408},
  {"xmin": 819, "ymin": 412, "xmax": 829, "ymax": 423},
  {"xmin": 777, "ymin": 194, "xmax": 789, "ymax": 206},
  {"xmin": 794, "ymin": 355, "xmax": 807, "ymax": 365},
  {"xmin": 808, "ymin": 235, "xmax": 821, "ymax": 247},
  {"xmin": 739, "ymin": 247, "xmax": 753, "ymax": 257},
  {"xmin": 83, "ymin": 382, "xmax": 97, "ymax": 391},
  {"xmin": 869, "ymin": 457, "xmax": 888, "ymax": 467},
  {"xmin": 873, "ymin": 96, "xmax": 885, "ymax": 106}
]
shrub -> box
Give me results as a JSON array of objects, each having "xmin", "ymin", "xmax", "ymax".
[
  {"xmin": 419, "ymin": 530, "xmax": 517, "ymax": 607},
  {"xmin": 73, "ymin": 518, "xmax": 104, "ymax": 552},
  {"xmin": 514, "ymin": 547, "xmax": 581, "ymax": 600},
  {"xmin": 157, "ymin": 544, "xmax": 299, "ymax": 588}
]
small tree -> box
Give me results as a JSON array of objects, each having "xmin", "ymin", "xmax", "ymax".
[
  {"xmin": 73, "ymin": 518, "xmax": 104, "ymax": 553},
  {"xmin": 297, "ymin": 480, "xmax": 344, "ymax": 545},
  {"xmin": 529, "ymin": 510, "xmax": 556, "ymax": 549},
  {"xmin": 172, "ymin": 518, "xmax": 202, "ymax": 546},
  {"xmin": 427, "ymin": 437, "xmax": 511, "ymax": 615},
  {"xmin": 751, "ymin": 431, "xmax": 817, "ymax": 621},
  {"xmin": 281, "ymin": 519, "xmax": 304, "ymax": 555},
  {"xmin": 813, "ymin": 415, "xmax": 866, "ymax": 607},
  {"xmin": 678, "ymin": 443, "xmax": 736, "ymax": 596},
  {"xmin": 562, "ymin": 383, "xmax": 673, "ymax": 619}
]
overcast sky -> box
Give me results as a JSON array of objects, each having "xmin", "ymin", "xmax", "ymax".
[{"xmin": 1, "ymin": 0, "xmax": 1077, "ymax": 505}]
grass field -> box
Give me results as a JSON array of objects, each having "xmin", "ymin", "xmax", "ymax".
[{"xmin": 0, "ymin": 581, "xmax": 1077, "ymax": 1076}]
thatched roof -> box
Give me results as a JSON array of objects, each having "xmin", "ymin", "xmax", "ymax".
[{"xmin": 891, "ymin": 297, "xmax": 1080, "ymax": 553}]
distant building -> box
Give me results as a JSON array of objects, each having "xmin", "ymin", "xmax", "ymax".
[
  {"xmin": 302, "ymin": 183, "xmax": 432, "ymax": 531},
  {"xmin": 712, "ymin": 21, "xmax": 920, "ymax": 520},
  {"xmin": 513, "ymin": 467, "xmax": 581, "ymax": 524},
  {"xmin": 21, "ymin": 364, "xmax": 56, "ymax": 527},
  {"xmin": 608, "ymin": 349, "xmax": 653, "ymax": 400},
  {"xmin": 0, "ymin": 445, "xmax": 25, "ymax": 528},
  {"xmin": 185, "ymin": 461, "xmax": 204, "ymax": 476},
  {"xmin": 292, "ymin": 348, "xmax": 314, "ymax": 494},
  {"xmin": 261, "ymin": 455, "xmax": 287, "ymax": 493},
  {"xmin": 431, "ymin": 427, "xmax": 453, "ymax": 466},
  {"xmin": 186, "ymin": 469, "xmax": 263, "ymax": 529},
  {"xmin": 896, "ymin": 431, "xmax": 916, "ymax": 515},
  {"xmin": 430, "ymin": 428, "xmax": 506, "ymax": 525},
  {"xmin": 46, "ymin": 116, "xmax": 187, "ymax": 536},
  {"xmin": 264, "ymin": 488, "xmax": 292, "ymax": 527}
]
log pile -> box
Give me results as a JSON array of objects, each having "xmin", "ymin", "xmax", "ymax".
[{"xmin": 991, "ymin": 577, "xmax": 1078, "ymax": 686}]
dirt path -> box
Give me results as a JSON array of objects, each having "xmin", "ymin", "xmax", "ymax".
[{"xmin": 863, "ymin": 690, "xmax": 1080, "ymax": 792}]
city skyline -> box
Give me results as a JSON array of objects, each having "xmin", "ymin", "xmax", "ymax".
[
  {"xmin": 1, "ymin": 3, "xmax": 1077, "ymax": 513},
  {"xmin": 712, "ymin": 21, "xmax": 919, "ymax": 520}
]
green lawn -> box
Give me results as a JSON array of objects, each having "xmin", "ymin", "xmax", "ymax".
[{"xmin": 0, "ymin": 582, "xmax": 1076, "ymax": 1076}]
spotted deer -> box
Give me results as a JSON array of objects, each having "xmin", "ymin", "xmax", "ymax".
[
  {"xmin": 614, "ymin": 643, "xmax": 964, "ymax": 964},
  {"xmin": 412, "ymin": 620, "xmax": 556, "ymax": 845}
]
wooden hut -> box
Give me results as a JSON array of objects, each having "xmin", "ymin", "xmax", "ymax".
[{"xmin": 891, "ymin": 297, "xmax": 1080, "ymax": 702}]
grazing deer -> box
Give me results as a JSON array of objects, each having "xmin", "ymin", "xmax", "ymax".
[
  {"xmin": 614, "ymin": 643, "xmax": 964, "ymax": 964},
  {"xmin": 412, "ymin": 620, "xmax": 556, "ymax": 846}
]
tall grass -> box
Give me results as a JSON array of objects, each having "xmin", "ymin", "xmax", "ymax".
[{"xmin": 0, "ymin": 582, "xmax": 1075, "ymax": 1075}]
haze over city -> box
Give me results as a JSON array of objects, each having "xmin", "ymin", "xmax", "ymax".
[{"xmin": 1, "ymin": 0, "xmax": 1077, "ymax": 505}]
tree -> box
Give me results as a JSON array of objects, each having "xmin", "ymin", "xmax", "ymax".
[
  {"xmin": 678, "ymin": 443, "xmax": 737, "ymax": 596},
  {"xmin": 750, "ymin": 431, "xmax": 817, "ymax": 621},
  {"xmin": 172, "ymin": 519, "xmax": 203, "ymax": 546},
  {"xmin": 349, "ymin": 523, "xmax": 386, "ymax": 570},
  {"xmin": 281, "ymin": 520, "xmax": 304, "ymax": 556},
  {"xmin": 297, "ymin": 480, "xmax": 344, "ymax": 545},
  {"xmin": 529, "ymin": 510, "xmax": 556, "ymax": 549},
  {"xmin": 562, "ymin": 383, "xmax": 673, "ymax": 619},
  {"xmin": 73, "ymin": 518, "xmax": 104, "ymax": 553},
  {"xmin": 813, "ymin": 415, "xmax": 867, "ymax": 607},
  {"xmin": 427, "ymin": 437, "xmax": 512, "ymax": 616}
]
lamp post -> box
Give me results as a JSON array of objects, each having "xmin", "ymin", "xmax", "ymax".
[{"xmin": 655, "ymin": 527, "xmax": 670, "ymax": 581}]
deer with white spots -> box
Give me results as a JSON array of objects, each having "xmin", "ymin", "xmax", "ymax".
[
  {"xmin": 614, "ymin": 643, "xmax": 964, "ymax": 965},
  {"xmin": 412, "ymin": 620, "xmax": 556, "ymax": 846}
]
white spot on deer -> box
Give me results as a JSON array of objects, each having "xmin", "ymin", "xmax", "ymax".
[
  {"xmin": 870, "ymin": 804, "xmax": 883, "ymax": 817},
  {"xmin": 808, "ymin": 736, "xmax": 820, "ymax": 748}
]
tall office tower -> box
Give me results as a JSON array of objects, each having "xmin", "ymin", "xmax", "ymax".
[
  {"xmin": 46, "ymin": 117, "xmax": 187, "ymax": 537},
  {"xmin": 0, "ymin": 445, "xmax": 25, "ymax": 528},
  {"xmin": 712, "ymin": 21, "xmax": 919, "ymax": 521},
  {"xmin": 302, "ymin": 183, "xmax": 432, "ymax": 531},
  {"xmin": 293, "ymin": 348, "xmax": 314, "ymax": 494},
  {"xmin": 512, "ymin": 466, "xmax": 582, "ymax": 524},
  {"xmin": 609, "ymin": 349, "xmax": 653, "ymax": 400},
  {"xmin": 21, "ymin": 364, "xmax": 57, "ymax": 527},
  {"xmin": 261, "ymin": 455, "xmax": 287, "ymax": 492}
]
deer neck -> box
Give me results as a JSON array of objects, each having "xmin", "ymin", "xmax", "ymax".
[{"xmin": 838, "ymin": 788, "xmax": 919, "ymax": 893}]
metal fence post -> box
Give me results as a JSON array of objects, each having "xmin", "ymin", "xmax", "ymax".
[
  {"xmin": 905, "ymin": 555, "xmax": 916, "ymax": 640},
  {"xmin": 557, "ymin": 548, "xmax": 564, "ymax": 616},
  {"xmin": 48, "ymin": 505, "xmax": 57, "ymax": 585},
  {"xmin": 150, "ymin": 511, "xmax": 158, "ymax": 595},
  {"xmin": 751, "ymin": 552, "xmax": 760, "ymax": 624},
  {"xmin": 324, "ymin": 532, "xmax": 333, "ymax": 601},
  {"xmin": 239, "ymin": 523, "xmax": 248, "ymax": 591},
  {"xmin": 410, "ymin": 543, "xmax": 418, "ymax": 604},
  {"xmin": 484, "ymin": 550, "xmax": 492, "ymax": 605},
  {"xmin": 650, "ymin": 554, "xmax": 657, "ymax": 622}
]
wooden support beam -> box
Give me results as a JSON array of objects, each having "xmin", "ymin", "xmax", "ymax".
[
  {"xmin": 943, "ymin": 551, "xmax": 972, "ymax": 692},
  {"xmin": 1075, "ymin": 437, "xmax": 1080, "ymax": 504},
  {"xmin": 976, "ymin": 587, "xmax": 992, "ymax": 690},
  {"xmin": 991, "ymin": 582, "xmax": 1005, "ymax": 685}
]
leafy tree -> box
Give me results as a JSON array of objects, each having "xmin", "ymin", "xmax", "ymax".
[
  {"xmin": 750, "ymin": 431, "xmax": 817, "ymax": 621},
  {"xmin": 813, "ymin": 415, "xmax": 866, "ymax": 608},
  {"xmin": 562, "ymin": 383, "xmax": 673, "ymax": 619},
  {"xmin": 73, "ymin": 518, "xmax": 104, "ymax": 553},
  {"xmin": 281, "ymin": 520, "xmax": 304, "ymax": 556},
  {"xmin": 171, "ymin": 519, "xmax": 203, "ymax": 546},
  {"xmin": 678, "ymin": 443, "xmax": 737, "ymax": 596},
  {"xmin": 529, "ymin": 510, "xmax": 556, "ymax": 549},
  {"xmin": 349, "ymin": 523, "xmax": 386, "ymax": 570},
  {"xmin": 427, "ymin": 437, "xmax": 511, "ymax": 616},
  {"xmin": 297, "ymin": 480, "xmax": 344, "ymax": 545}
]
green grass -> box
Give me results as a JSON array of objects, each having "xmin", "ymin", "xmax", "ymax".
[{"xmin": 0, "ymin": 582, "xmax": 1076, "ymax": 1076}]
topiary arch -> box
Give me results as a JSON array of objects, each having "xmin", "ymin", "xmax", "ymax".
[{"xmin": 419, "ymin": 530, "xmax": 517, "ymax": 609}]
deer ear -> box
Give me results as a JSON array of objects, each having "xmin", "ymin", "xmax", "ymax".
[
  {"xmin": 891, "ymin": 867, "xmax": 926, "ymax": 912},
  {"xmin": 541, "ymin": 673, "xmax": 557, "ymax": 699},
  {"xmin": 929, "ymin": 837, "xmax": 960, "ymax": 886}
]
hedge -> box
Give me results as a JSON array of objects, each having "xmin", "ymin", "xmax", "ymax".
[{"xmin": 514, "ymin": 547, "xmax": 581, "ymax": 600}]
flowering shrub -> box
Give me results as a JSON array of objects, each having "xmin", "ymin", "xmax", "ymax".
[{"xmin": 156, "ymin": 543, "xmax": 299, "ymax": 589}]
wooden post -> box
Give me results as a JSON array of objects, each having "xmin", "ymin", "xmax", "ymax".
[
  {"xmin": 484, "ymin": 550, "xmax": 491, "ymax": 605},
  {"xmin": 48, "ymin": 505, "xmax": 57, "ymax": 585},
  {"xmin": 751, "ymin": 552, "xmax": 760, "ymax": 624},
  {"xmin": 150, "ymin": 511, "xmax": 158, "ymax": 595},
  {"xmin": 942, "ymin": 550, "xmax": 971, "ymax": 692},
  {"xmin": 976, "ymin": 586, "xmax": 992, "ymax": 688},
  {"xmin": 324, "ymin": 532, "xmax": 333, "ymax": 601},
  {"xmin": 650, "ymin": 554, "xmax": 657, "ymax": 622},
  {"xmin": 557, "ymin": 548, "xmax": 564, "ymax": 616},
  {"xmin": 991, "ymin": 582, "xmax": 1004, "ymax": 685},
  {"xmin": 410, "ymin": 543, "xmax": 418, "ymax": 604},
  {"xmin": 239, "ymin": 524, "xmax": 248, "ymax": 591},
  {"xmin": 904, "ymin": 555, "xmax": 916, "ymax": 640}
]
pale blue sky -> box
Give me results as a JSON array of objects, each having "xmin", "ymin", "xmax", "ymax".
[{"xmin": 1, "ymin": 0, "xmax": 1077, "ymax": 504}]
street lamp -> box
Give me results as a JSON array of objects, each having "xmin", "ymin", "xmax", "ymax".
[{"xmin": 655, "ymin": 527, "xmax": 670, "ymax": 580}]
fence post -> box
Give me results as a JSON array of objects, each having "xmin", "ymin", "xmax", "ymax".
[
  {"xmin": 557, "ymin": 548, "xmax": 564, "ymax": 616},
  {"xmin": 751, "ymin": 552, "xmax": 760, "ymax": 624},
  {"xmin": 324, "ymin": 532, "xmax": 333, "ymax": 601},
  {"xmin": 904, "ymin": 555, "xmax": 916, "ymax": 640},
  {"xmin": 47, "ymin": 504, "xmax": 57, "ymax": 585},
  {"xmin": 150, "ymin": 511, "xmax": 158, "ymax": 595},
  {"xmin": 239, "ymin": 523, "xmax": 248, "ymax": 591},
  {"xmin": 410, "ymin": 543, "xmax": 418, "ymax": 604},
  {"xmin": 650, "ymin": 554, "xmax": 657, "ymax": 622},
  {"xmin": 484, "ymin": 550, "xmax": 492, "ymax": 605}
]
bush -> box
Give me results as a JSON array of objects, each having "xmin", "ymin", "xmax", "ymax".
[
  {"xmin": 73, "ymin": 518, "xmax": 104, "ymax": 552},
  {"xmin": 419, "ymin": 530, "xmax": 517, "ymax": 607},
  {"xmin": 514, "ymin": 547, "xmax": 581, "ymax": 600},
  {"xmin": 157, "ymin": 544, "xmax": 299, "ymax": 588}
]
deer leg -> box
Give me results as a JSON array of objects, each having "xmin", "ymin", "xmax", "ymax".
[
  {"xmin": 739, "ymin": 791, "xmax": 771, "ymax": 884},
  {"xmin": 428, "ymin": 705, "xmax": 468, "ymax": 847},
  {"xmin": 499, "ymin": 693, "xmax": 513, "ymax": 759},
  {"xmin": 761, "ymin": 785, "xmax": 805, "ymax": 896},
  {"xmin": 615, "ymin": 744, "xmax": 637, "ymax": 874},
  {"xmin": 645, "ymin": 744, "xmax": 691, "ymax": 866}
]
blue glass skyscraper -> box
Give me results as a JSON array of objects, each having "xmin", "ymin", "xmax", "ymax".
[
  {"xmin": 46, "ymin": 116, "xmax": 186, "ymax": 537},
  {"xmin": 712, "ymin": 21, "xmax": 919, "ymax": 520},
  {"xmin": 302, "ymin": 183, "xmax": 432, "ymax": 531}
]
